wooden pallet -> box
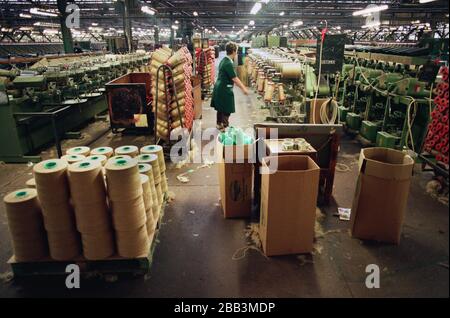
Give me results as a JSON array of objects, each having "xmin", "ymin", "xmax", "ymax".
[{"xmin": 8, "ymin": 202, "xmax": 167, "ymax": 278}]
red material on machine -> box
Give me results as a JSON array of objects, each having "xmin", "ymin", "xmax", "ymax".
[{"xmin": 423, "ymin": 66, "xmax": 449, "ymax": 166}]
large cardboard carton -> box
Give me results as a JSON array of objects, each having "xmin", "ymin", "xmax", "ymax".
[
  {"xmin": 259, "ymin": 156, "xmax": 320, "ymax": 256},
  {"xmin": 216, "ymin": 137, "xmax": 255, "ymax": 218},
  {"xmin": 350, "ymin": 148, "xmax": 414, "ymax": 244}
]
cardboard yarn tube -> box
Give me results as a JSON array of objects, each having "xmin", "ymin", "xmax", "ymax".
[
  {"xmin": 40, "ymin": 200, "xmax": 77, "ymax": 232},
  {"xmin": 281, "ymin": 64, "xmax": 301, "ymax": 79},
  {"xmin": 160, "ymin": 173, "xmax": 169, "ymax": 194},
  {"xmin": 140, "ymin": 145, "xmax": 166, "ymax": 172},
  {"xmin": 86, "ymin": 154, "xmax": 108, "ymax": 166},
  {"xmin": 61, "ymin": 154, "xmax": 86, "ymax": 164},
  {"xmin": 33, "ymin": 159, "xmax": 69, "ymax": 203},
  {"xmin": 115, "ymin": 145, "xmax": 139, "ymax": 158},
  {"xmin": 138, "ymin": 164, "xmax": 158, "ymax": 215},
  {"xmin": 105, "ymin": 157, "xmax": 142, "ymax": 201},
  {"xmin": 46, "ymin": 230, "xmax": 81, "ymax": 261},
  {"xmin": 110, "ymin": 195, "xmax": 147, "ymax": 231},
  {"xmin": 140, "ymin": 174, "xmax": 154, "ymax": 213},
  {"xmin": 116, "ymin": 225, "xmax": 150, "ymax": 258},
  {"xmin": 33, "ymin": 159, "xmax": 78, "ymax": 236},
  {"xmin": 81, "ymin": 226, "xmax": 115, "ymax": 260},
  {"xmin": 26, "ymin": 178, "xmax": 36, "ymax": 188},
  {"xmin": 137, "ymin": 154, "xmax": 161, "ymax": 184},
  {"xmin": 68, "ymin": 160, "xmax": 114, "ymax": 251},
  {"xmin": 66, "ymin": 146, "xmax": 90, "ymax": 157},
  {"xmin": 3, "ymin": 189, "xmax": 48, "ymax": 262},
  {"xmin": 90, "ymin": 147, "xmax": 114, "ymax": 158},
  {"xmin": 155, "ymin": 182, "xmax": 163, "ymax": 208}
]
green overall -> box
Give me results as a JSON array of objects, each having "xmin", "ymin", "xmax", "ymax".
[{"xmin": 211, "ymin": 56, "xmax": 237, "ymax": 114}]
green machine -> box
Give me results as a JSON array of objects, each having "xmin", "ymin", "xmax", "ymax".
[
  {"xmin": 0, "ymin": 52, "xmax": 150, "ymax": 163},
  {"xmin": 339, "ymin": 53, "xmax": 434, "ymax": 151}
]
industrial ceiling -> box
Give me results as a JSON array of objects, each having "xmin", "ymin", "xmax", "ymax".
[{"xmin": 0, "ymin": 0, "xmax": 448, "ymax": 42}]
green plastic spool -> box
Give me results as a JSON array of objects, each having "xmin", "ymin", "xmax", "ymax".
[{"xmin": 44, "ymin": 161, "xmax": 57, "ymax": 169}]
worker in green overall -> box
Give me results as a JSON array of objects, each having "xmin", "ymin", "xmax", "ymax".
[{"xmin": 211, "ymin": 42, "xmax": 249, "ymax": 130}]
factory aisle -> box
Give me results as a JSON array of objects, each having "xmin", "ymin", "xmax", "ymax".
[{"xmin": 0, "ymin": 52, "xmax": 448, "ymax": 298}]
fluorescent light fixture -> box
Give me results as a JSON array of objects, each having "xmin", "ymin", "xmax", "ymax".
[
  {"xmin": 353, "ymin": 5, "xmax": 388, "ymax": 16},
  {"xmin": 30, "ymin": 7, "xmax": 58, "ymax": 17},
  {"xmin": 279, "ymin": 11, "xmax": 285, "ymax": 16},
  {"xmin": 19, "ymin": 13, "xmax": 32, "ymax": 18},
  {"xmin": 261, "ymin": 0, "xmax": 270, "ymax": 3},
  {"xmin": 20, "ymin": 27, "xmax": 33, "ymax": 31},
  {"xmin": 244, "ymin": 25, "xmax": 248, "ymax": 29},
  {"xmin": 249, "ymin": 20, "xmax": 255, "ymax": 26},
  {"xmin": 171, "ymin": 25, "xmax": 179, "ymax": 30},
  {"xmin": 250, "ymin": 2, "xmax": 262, "ymax": 15},
  {"xmin": 175, "ymin": 20, "xmax": 179, "ymax": 24},
  {"xmin": 193, "ymin": 11, "xmax": 198, "ymax": 16},
  {"xmin": 362, "ymin": 22, "xmax": 381, "ymax": 29},
  {"xmin": 43, "ymin": 29, "xmax": 59, "ymax": 34},
  {"xmin": 92, "ymin": 22, "xmax": 98, "ymax": 26},
  {"xmin": 141, "ymin": 6, "xmax": 155, "ymax": 15},
  {"xmin": 292, "ymin": 20, "xmax": 303, "ymax": 27},
  {"xmin": 419, "ymin": 0, "xmax": 437, "ymax": 3}
]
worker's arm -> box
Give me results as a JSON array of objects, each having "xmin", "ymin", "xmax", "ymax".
[{"xmin": 232, "ymin": 77, "xmax": 249, "ymax": 95}]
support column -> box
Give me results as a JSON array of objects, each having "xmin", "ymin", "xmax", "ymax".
[
  {"xmin": 122, "ymin": 0, "xmax": 133, "ymax": 52},
  {"xmin": 57, "ymin": 0, "xmax": 74, "ymax": 53}
]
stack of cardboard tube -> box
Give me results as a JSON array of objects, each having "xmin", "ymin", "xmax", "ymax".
[
  {"xmin": 3, "ymin": 189, "xmax": 48, "ymax": 262},
  {"xmin": 105, "ymin": 157, "xmax": 150, "ymax": 258},
  {"xmin": 68, "ymin": 160, "xmax": 115, "ymax": 260},
  {"xmin": 3, "ymin": 144, "xmax": 169, "ymax": 263},
  {"xmin": 140, "ymin": 145, "xmax": 168, "ymax": 195},
  {"xmin": 136, "ymin": 153, "xmax": 163, "ymax": 214},
  {"xmin": 138, "ymin": 163, "xmax": 160, "ymax": 229},
  {"xmin": 33, "ymin": 159, "xmax": 81, "ymax": 261},
  {"xmin": 140, "ymin": 174, "xmax": 156, "ymax": 237}
]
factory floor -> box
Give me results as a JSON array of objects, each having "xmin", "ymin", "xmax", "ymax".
[{"xmin": 0, "ymin": 58, "xmax": 449, "ymax": 298}]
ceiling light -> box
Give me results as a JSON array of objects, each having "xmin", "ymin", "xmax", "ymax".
[
  {"xmin": 292, "ymin": 20, "xmax": 303, "ymax": 27},
  {"xmin": 249, "ymin": 20, "xmax": 255, "ymax": 26},
  {"xmin": 353, "ymin": 5, "xmax": 388, "ymax": 16},
  {"xmin": 30, "ymin": 7, "xmax": 58, "ymax": 17},
  {"xmin": 250, "ymin": 2, "xmax": 262, "ymax": 15},
  {"xmin": 261, "ymin": 0, "xmax": 270, "ymax": 3},
  {"xmin": 172, "ymin": 25, "xmax": 179, "ymax": 30},
  {"xmin": 244, "ymin": 25, "xmax": 248, "ymax": 29},
  {"xmin": 362, "ymin": 22, "xmax": 381, "ymax": 29},
  {"xmin": 19, "ymin": 13, "xmax": 32, "ymax": 18},
  {"xmin": 141, "ymin": 6, "xmax": 155, "ymax": 15},
  {"xmin": 92, "ymin": 22, "xmax": 98, "ymax": 26},
  {"xmin": 419, "ymin": 0, "xmax": 437, "ymax": 3},
  {"xmin": 193, "ymin": 11, "xmax": 198, "ymax": 16},
  {"xmin": 279, "ymin": 11, "xmax": 285, "ymax": 16}
]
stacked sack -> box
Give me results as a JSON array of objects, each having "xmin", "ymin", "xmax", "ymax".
[
  {"xmin": 196, "ymin": 47, "xmax": 215, "ymax": 92},
  {"xmin": 424, "ymin": 66, "xmax": 449, "ymax": 165},
  {"xmin": 178, "ymin": 47, "xmax": 194, "ymax": 131},
  {"xmin": 151, "ymin": 46, "xmax": 193, "ymax": 141},
  {"xmin": 105, "ymin": 157, "xmax": 150, "ymax": 258}
]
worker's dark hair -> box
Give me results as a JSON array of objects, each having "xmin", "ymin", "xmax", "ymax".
[{"xmin": 226, "ymin": 42, "xmax": 238, "ymax": 55}]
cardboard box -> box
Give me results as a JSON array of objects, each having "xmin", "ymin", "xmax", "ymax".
[
  {"xmin": 259, "ymin": 156, "xmax": 320, "ymax": 256},
  {"xmin": 216, "ymin": 137, "xmax": 255, "ymax": 218},
  {"xmin": 350, "ymin": 147, "xmax": 414, "ymax": 244}
]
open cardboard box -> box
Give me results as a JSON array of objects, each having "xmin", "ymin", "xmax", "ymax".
[
  {"xmin": 216, "ymin": 136, "xmax": 256, "ymax": 218},
  {"xmin": 259, "ymin": 155, "xmax": 320, "ymax": 256},
  {"xmin": 350, "ymin": 147, "xmax": 414, "ymax": 244}
]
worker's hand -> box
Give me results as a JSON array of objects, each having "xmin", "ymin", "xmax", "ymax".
[{"xmin": 243, "ymin": 87, "xmax": 250, "ymax": 96}]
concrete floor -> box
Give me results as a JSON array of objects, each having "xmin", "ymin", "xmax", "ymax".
[{"xmin": 0, "ymin": 55, "xmax": 448, "ymax": 298}]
